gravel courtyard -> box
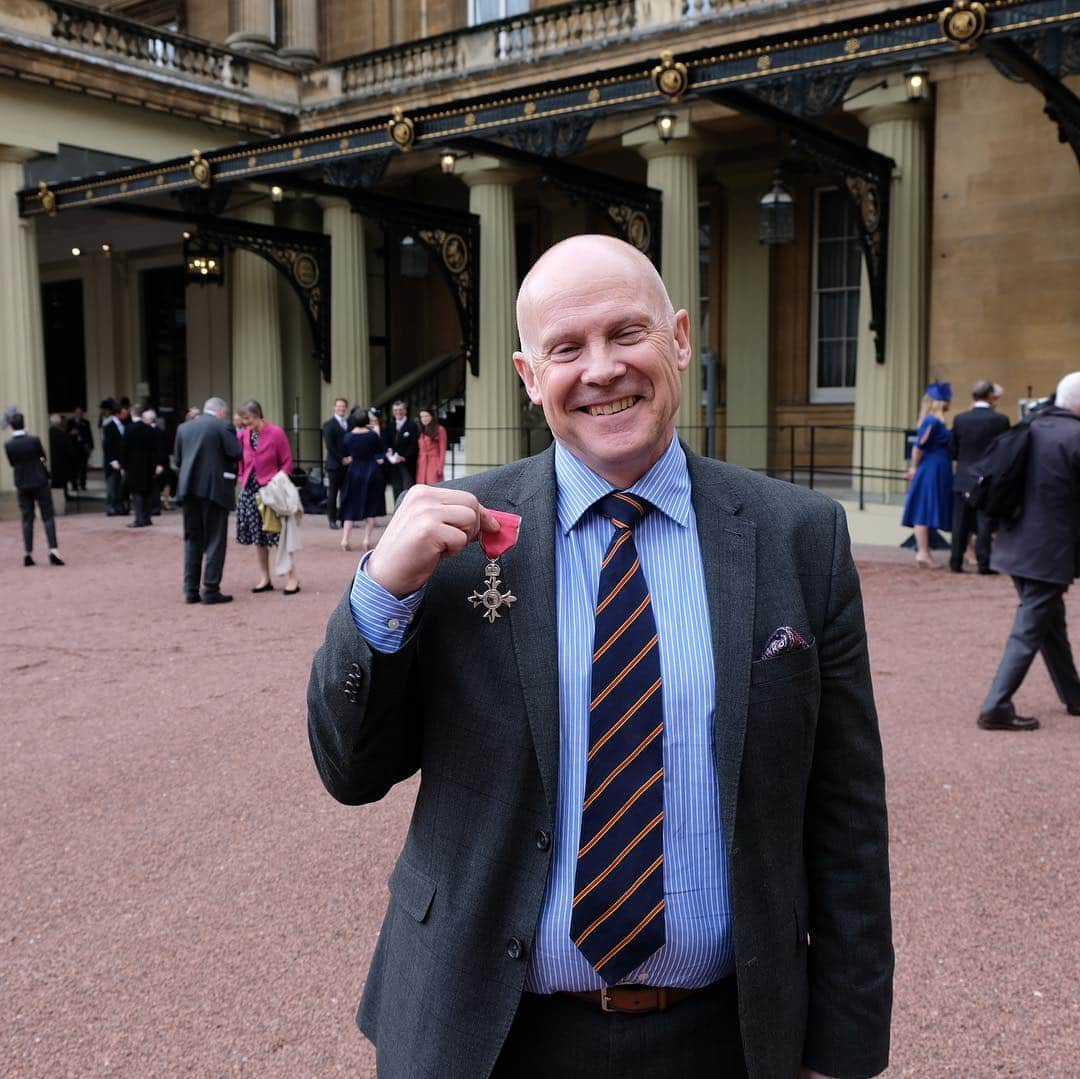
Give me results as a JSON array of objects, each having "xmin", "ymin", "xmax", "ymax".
[{"xmin": 3, "ymin": 507, "xmax": 1078, "ymax": 1077}]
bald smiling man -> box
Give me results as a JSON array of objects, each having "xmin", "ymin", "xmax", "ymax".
[{"xmin": 308, "ymin": 235, "xmax": 893, "ymax": 1079}]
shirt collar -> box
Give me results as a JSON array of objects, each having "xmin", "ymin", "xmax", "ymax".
[
  {"xmin": 12, "ymin": 429, "xmax": 27, "ymax": 437},
  {"xmin": 555, "ymin": 434, "xmax": 691, "ymax": 535},
  {"xmin": 972, "ymin": 401, "xmax": 990, "ymax": 408}
]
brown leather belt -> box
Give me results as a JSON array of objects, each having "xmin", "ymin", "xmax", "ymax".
[{"xmin": 560, "ymin": 984, "xmax": 703, "ymax": 1014}]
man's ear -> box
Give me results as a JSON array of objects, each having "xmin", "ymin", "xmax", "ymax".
[
  {"xmin": 514, "ymin": 352, "xmax": 543, "ymax": 406},
  {"xmin": 672, "ymin": 309, "xmax": 692, "ymax": 373}
]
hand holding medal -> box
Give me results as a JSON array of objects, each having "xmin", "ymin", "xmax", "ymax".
[{"xmin": 365, "ymin": 485, "xmax": 508, "ymax": 600}]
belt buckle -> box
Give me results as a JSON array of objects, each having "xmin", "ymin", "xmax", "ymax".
[{"xmin": 600, "ymin": 986, "xmax": 615, "ymax": 1013}]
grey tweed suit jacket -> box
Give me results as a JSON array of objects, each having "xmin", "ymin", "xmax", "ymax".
[{"xmin": 307, "ymin": 445, "xmax": 893, "ymax": 1079}]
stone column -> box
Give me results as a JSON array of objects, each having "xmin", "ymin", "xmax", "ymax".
[
  {"xmin": 0, "ymin": 149, "xmax": 48, "ymax": 494},
  {"xmin": 721, "ymin": 171, "xmax": 772, "ymax": 472},
  {"xmin": 279, "ymin": 0, "xmax": 319, "ymax": 66},
  {"xmin": 226, "ymin": 0, "xmax": 275, "ymax": 55},
  {"xmin": 230, "ymin": 201, "xmax": 284, "ymax": 425},
  {"xmin": 456, "ymin": 156, "xmax": 523, "ymax": 472},
  {"xmin": 624, "ymin": 119, "xmax": 705, "ymax": 450},
  {"xmin": 848, "ymin": 91, "xmax": 931, "ymax": 497},
  {"xmin": 319, "ymin": 197, "xmax": 371, "ymax": 417}
]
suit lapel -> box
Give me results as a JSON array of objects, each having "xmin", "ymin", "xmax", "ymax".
[
  {"xmin": 504, "ymin": 448, "xmax": 560, "ymax": 819},
  {"xmin": 687, "ymin": 451, "xmax": 756, "ymax": 845}
]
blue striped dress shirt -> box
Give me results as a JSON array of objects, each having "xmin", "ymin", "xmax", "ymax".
[{"xmin": 350, "ymin": 435, "xmax": 733, "ymax": 991}]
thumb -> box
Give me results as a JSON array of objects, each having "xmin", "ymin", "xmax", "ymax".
[{"xmin": 478, "ymin": 506, "xmax": 502, "ymax": 533}]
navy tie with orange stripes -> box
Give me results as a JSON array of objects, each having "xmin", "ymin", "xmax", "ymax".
[{"xmin": 570, "ymin": 491, "xmax": 665, "ymax": 985}]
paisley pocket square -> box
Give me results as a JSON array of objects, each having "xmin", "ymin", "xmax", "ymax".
[{"xmin": 761, "ymin": 626, "xmax": 810, "ymax": 660}]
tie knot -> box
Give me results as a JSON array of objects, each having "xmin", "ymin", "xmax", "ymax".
[{"xmin": 596, "ymin": 491, "xmax": 651, "ymax": 530}]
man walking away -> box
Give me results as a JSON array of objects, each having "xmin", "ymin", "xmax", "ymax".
[
  {"xmin": 4, "ymin": 413, "xmax": 64, "ymax": 566},
  {"xmin": 322, "ymin": 397, "xmax": 349, "ymax": 529},
  {"xmin": 174, "ymin": 397, "xmax": 241, "ymax": 605},
  {"xmin": 66, "ymin": 406, "xmax": 93, "ymax": 491},
  {"xmin": 950, "ymin": 379, "xmax": 1010, "ymax": 573},
  {"xmin": 980, "ymin": 371, "xmax": 1080, "ymax": 731}
]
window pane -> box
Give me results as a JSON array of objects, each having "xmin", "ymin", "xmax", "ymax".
[
  {"xmin": 846, "ymin": 290, "xmax": 860, "ymax": 337},
  {"xmin": 845, "ymin": 340, "xmax": 858, "ymax": 387},
  {"xmin": 507, "ymin": 0, "xmax": 530, "ymax": 13},
  {"xmin": 818, "ymin": 341, "xmax": 844, "ymax": 388},
  {"xmin": 847, "ymin": 240, "xmax": 862, "ymax": 285},
  {"xmin": 818, "ymin": 190, "xmax": 844, "ymax": 239},
  {"xmin": 817, "ymin": 240, "xmax": 845, "ymax": 289},
  {"xmin": 473, "ymin": 0, "xmax": 502, "ymax": 23},
  {"xmin": 819, "ymin": 293, "xmax": 844, "ymax": 339}
]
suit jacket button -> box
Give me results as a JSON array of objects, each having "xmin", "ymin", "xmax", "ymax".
[
  {"xmin": 535, "ymin": 830, "xmax": 551, "ymax": 851},
  {"xmin": 506, "ymin": 937, "xmax": 525, "ymax": 961}
]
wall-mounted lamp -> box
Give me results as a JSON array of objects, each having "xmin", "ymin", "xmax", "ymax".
[
  {"xmin": 271, "ymin": 185, "xmax": 284, "ymax": 202},
  {"xmin": 904, "ymin": 64, "xmax": 929, "ymax": 101},
  {"xmin": 440, "ymin": 151, "xmax": 458, "ymax": 175},
  {"xmin": 182, "ymin": 231, "xmax": 191, "ymax": 240},
  {"xmin": 100, "ymin": 243, "xmax": 111, "ymax": 254},
  {"xmin": 759, "ymin": 172, "xmax": 795, "ymax": 245},
  {"xmin": 655, "ymin": 112, "xmax": 677, "ymax": 142},
  {"xmin": 71, "ymin": 247, "xmax": 81, "ymax": 257}
]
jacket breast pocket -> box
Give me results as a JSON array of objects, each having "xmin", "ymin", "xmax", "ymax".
[
  {"xmin": 750, "ymin": 640, "xmax": 818, "ymax": 692},
  {"xmin": 387, "ymin": 859, "xmax": 436, "ymax": 924}
]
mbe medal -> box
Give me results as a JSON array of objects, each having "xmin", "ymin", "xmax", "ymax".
[{"xmin": 467, "ymin": 510, "xmax": 521, "ymax": 623}]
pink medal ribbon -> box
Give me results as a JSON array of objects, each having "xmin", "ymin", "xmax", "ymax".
[{"xmin": 468, "ymin": 509, "xmax": 521, "ymax": 623}]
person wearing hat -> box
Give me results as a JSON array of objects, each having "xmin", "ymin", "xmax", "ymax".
[
  {"xmin": 949, "ymin": 379, "xmax": 1010, "ymax": 573},
  {"xmin": 902, "ymin": 381, "xmax": 954, "ymax": 568}
]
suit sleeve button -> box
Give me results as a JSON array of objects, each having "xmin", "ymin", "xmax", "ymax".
[
  {"xmin": 506, "ymin": 937, "xmax": 525, "ymax": 960},
  {"xmin": 535, "ymin": 830, "xmax": 551, "ymax": 851}
]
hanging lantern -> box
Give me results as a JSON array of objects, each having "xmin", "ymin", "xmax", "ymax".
[
  {"xmin": 400, "ymin": 234, "xmax": 429, "ymax": 279},
  {"xmin": 758, "ymin": 172, "xmax": 795, "ymax": 245},
  {"xmin": 183, "ymin": 233, "xmax": 225, "ymax": 286}
]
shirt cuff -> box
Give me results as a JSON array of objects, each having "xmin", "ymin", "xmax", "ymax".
[{"xmin": 349, "ymin": 551, "xmax": 425, "ymax": 653}]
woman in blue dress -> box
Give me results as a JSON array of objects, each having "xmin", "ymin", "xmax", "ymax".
[
  {"xmin": 338, "ymin": 408, "xmax": 385, "ymax": 553},
  {"xmin": 902, "ymin": 380, "xmax": 953, "ymax": 568}
]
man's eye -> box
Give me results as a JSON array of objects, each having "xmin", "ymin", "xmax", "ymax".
[
  {"xmin": 551, "ymin": 345, "xmax": 579, "ymax": 360},
  {"xmin": 616, "ymin": 328, "xmax": 646, "ymax": 344}
]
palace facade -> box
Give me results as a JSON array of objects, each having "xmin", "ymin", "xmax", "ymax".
[{"xmin": 1, "ymin": 0, "xmax": 1078, "ymax": 493}]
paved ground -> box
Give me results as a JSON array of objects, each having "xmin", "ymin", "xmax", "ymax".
[{"xmin": 3, "ymin": 505, "xmax": 1079, "ymax": 1077}]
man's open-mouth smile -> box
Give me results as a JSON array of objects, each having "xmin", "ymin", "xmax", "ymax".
[{"xmin": 582, "ymin": 396, "xmax": 640, "ymax": 417}]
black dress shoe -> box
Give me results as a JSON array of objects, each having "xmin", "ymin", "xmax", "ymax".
[
  {"xmin": 328, "ymin": 521, "xmax": 341, "ymax": 530},
  {"xmin": 1066, "ymin": 703, "xmax": 1080, "ymax": 716},
  {"xmin": 977, "ymin": 708, "xmax": 1040, "ymax": 731},
  {"xmin": 185, "ymin": 593, "xmax": 201, "ymax": 604},
  {"xmin": 977, "ymin": 568, "xmax": 999, "ymax": 575},
  {"xmin": 201, "ymin": 592, "xmax": 233, "ymax": 605},
  {"xmin": 48, "ymin": 552, "xmax": 64, "ymax": 566},
  {"xmin": 23, "ymin": 554, "xmax": 34, "ymax": 567},
  {"xmin": 949, "ymin": 566, "xmax": 964, "ymax": 574}
]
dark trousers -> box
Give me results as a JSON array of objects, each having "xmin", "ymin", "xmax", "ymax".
[
  {"xmin": 131, "ymin": 492, "xmax": 153, "ymax": 526},
  {"xmin": 17, "ymin": 485, "xmax": 57, "ymax": 553},
  {"xmin": 950, "ymin": 493, "xmax": 993, "ymax": 571},
  {"xmin": 491, "ymin": 978, "xmax": 746, "ymax": 1079},
  {"xmin": 389, "ymin": 463, "xmax": 414, "ymax": 500},
  {"xmin": 75, "ymin": 451, "xmax": 88, "ymax": 490},
  {"xmin": 326, "ymin": 466, "xmax": 342, "ymax": 524},
  {"xmin": 182, "ymin": 498, "xmax": 229, "ymax": 597},
  {"xmin": 983, "ymin": 576, "xmax": 1080, "ymax": 713},
  {"xmin": 105, "ymin": 467, "xmax": 126, "ymax": 514}
]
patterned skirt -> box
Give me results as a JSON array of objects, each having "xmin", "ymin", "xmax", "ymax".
[{"xmin": 236, "ymin": 472, "xmax": 279, "ymax": 547}]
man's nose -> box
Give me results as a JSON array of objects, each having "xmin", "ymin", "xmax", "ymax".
[{"xmin": 579, "ymin": 343, "xmax": 625, "ymax": 384}]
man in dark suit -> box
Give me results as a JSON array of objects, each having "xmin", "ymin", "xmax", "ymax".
[
  {"xmin": 100, "ymin": 399, "xmax": 129, "ymax": 516},
  {"xmin": 308, "ymin": 236, "xmax": 892, "ymax": 1078},
  {"xmin": 174, "ymin": 396, "xmax": 241, "ymax": 605},
  {"xmin": 980, "ymin": 372, "xmax": 1080, "ymax": 731},
  {"xmin": 949, "ymin": 379, "xmax": 1010, "ymax": 574},
  {"xmin": 66, "ymin": 405, "xmax": 93, "ymax": 491},
  {"xmin": 383, "ymin": 399, "xmax": 419, "ymax": 500},
  {"xmin": 121, "ymin": 408, "xmax": 166, "ymax": 527},
  {"xmin": 322, "ymin": 397, "xmax": 349, "ymax": 529},
  {"xmin": 4, "ymin": 413, "xmax": 64, "ymax": 567}
]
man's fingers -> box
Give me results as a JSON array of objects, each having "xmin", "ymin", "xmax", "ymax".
[{"xmin": 478, "ymin": 506, "xmax": 502, "ymax": 533}]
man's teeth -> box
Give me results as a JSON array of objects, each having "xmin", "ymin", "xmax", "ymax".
[{"xmin": 587, "ymin": 397, "xmax": 637, "ymax": 417}]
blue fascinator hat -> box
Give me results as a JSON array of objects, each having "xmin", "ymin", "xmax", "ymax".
[{"xmin": 925, "ymin": 381, "xmax": 952, "ymax": 402}]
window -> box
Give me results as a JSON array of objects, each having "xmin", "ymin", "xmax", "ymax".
[
  {"xmin": 810, "ymin": 188, "xmax": 862, "ymax": 403},
  {"xmin": 469, "ymin": 0, "xmax": 529, "ymax": 25}
]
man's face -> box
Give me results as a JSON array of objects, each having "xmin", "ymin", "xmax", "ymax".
[
  {"xmin": 74, "ymin": 408, "xmax": 84, "ymax": 420},
  {"xmin": 334, "ymin": 400, "xmax": 348, "ymax": 418},
  {"xmin": 513, "ymin": 243, "xmax": 691, "ymax": 489},
  {"xmin": 392, "ymin": 404, "xmax": 406, "ymax": 422},
  {"xmin": 118, "ymin": 408, "xmax": 130, "ymax": 422}
]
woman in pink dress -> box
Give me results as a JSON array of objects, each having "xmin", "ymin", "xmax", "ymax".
[{"xmin": 415, "ymin": 408, "xmax": 448, "ymax": 486}]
